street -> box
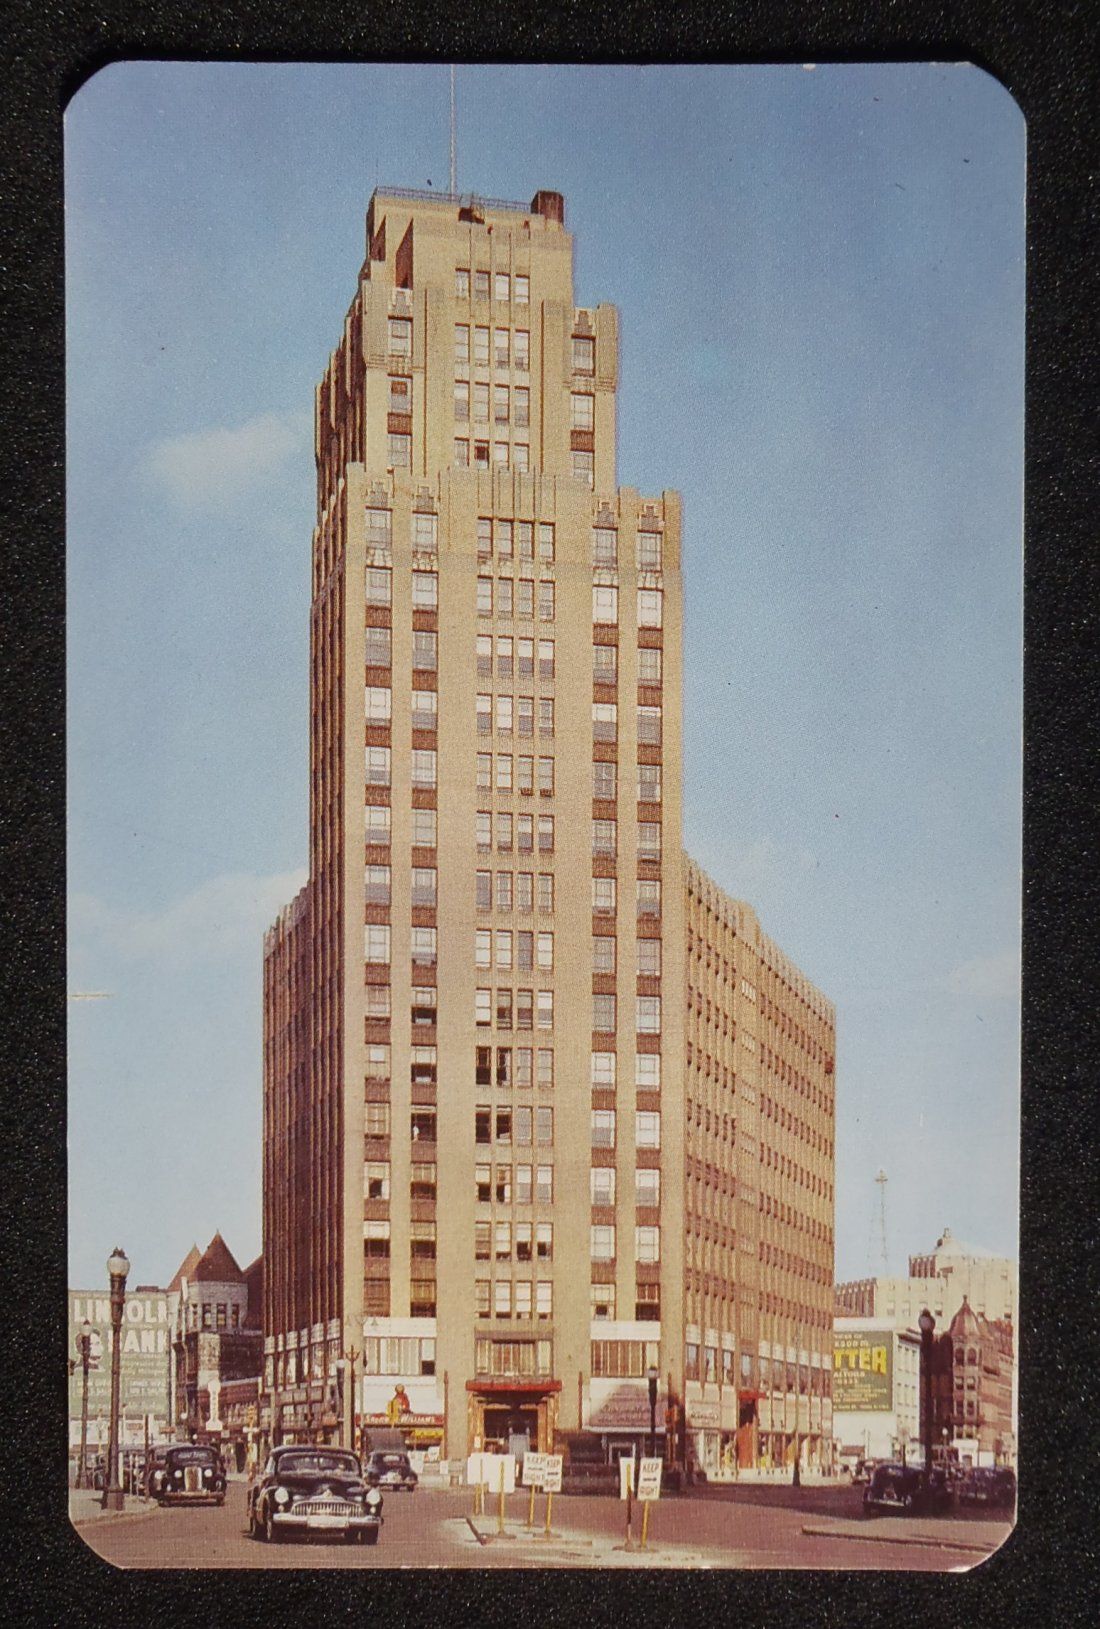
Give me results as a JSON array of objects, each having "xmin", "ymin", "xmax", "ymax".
[{"xmin": 71, "ymin": 1479, "xmax": 1013, "ymax": 1572}]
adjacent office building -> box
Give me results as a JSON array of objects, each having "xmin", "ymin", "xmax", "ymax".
[{"xmin": 262, "ymin": 186, "xmax": 835, "ymax": 1469}]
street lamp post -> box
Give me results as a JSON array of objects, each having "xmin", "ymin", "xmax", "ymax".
[
  {"xmin": 647, "ymin": 1365, "xmax": 659, "ymax": 1459},
  {"xmin": 918, "ymin": 1308, "xmax": 936, "ymax": 1479},
  {"xmin": 102, "ymin": 1248, "xmax": 130, "ymax": 1511},
  {"xmin": 75, "ymin": 1319, "xmax": 93, "ymax": 1488},
  {"xmin": 337, "ymin": 1346, "xmax": 361, "ymax": 1454}
]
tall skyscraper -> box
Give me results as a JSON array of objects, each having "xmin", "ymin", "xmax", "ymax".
[{"xmin": 263, "ymin": 186, "xmax": 835, "ymax": 1473}]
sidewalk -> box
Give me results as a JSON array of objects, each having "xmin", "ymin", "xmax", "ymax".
[{"xmin": 69, "ymin": 1488, "xmax": 160, "ymax": 1528}]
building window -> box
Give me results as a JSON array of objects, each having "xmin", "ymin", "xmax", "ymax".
[
  {"xmin": 388, "ymin": 317, "xmax": 412, "ymax": 357},
  {"xmin": 389, "ymin": 432, "xmax": 411, "ymax": 469},
  {"xmin": 364, "ymin": 924, "xmax": 391, "ymax": 965},
  {"xmin": 536, "ymin": 931, "xmax": 554, "ymax": 971},
  {"xmin": 412, "ymin": 630, "xmax": 437, "ymax": 671},
  {"xmin": 411, "ymin": 689, "xmax": 437, "ymax": 731},
  {"xmin": 636, "ymin": 1111, "xmax": 661, "ymax": 1149},
  {"xmin": 411, "ymin": 928, "xmax": 437, "ymax": 967},
  {"xmin": 637, "ymin": 937, "xmax": 661, "ymax": 977},
  {"xmin": 593, "ymin": 585, "xmax": 618, "ymax": 624},
  {"xmin": 593, "ymin": 993, "xmax": 617, "ymax": 1033},
  {"xmin": 572, "ymin": 393, "xmax": 595, "ymax": 431},
  {"xmin": 455, "ymin": 267, "xmax": 470, "ymax": 298},
  {"xmin": 412, "ymin": 807, "xmax": 437, "ymax": 847},
  {"xmin": 591, "ymin": 1051, "xmax": 616, "ymax": 1087},
  {"xmin": 537, "ymin": 1048, "xmax": 554, "ymax": 1087},
  {"xmin": 636, "ymin": 995, "xmax": 661, "ymax": 1034},
  {"xmin": 592, "ymin": 526, "xmax": 617, "ymax": 568},
  {"xmin": 497, "ymin": 754, "xmax": 514, "ymax": 793},
  {"xmin": 365, "ymin": 626, "xmax": 391, "ymax": 666},
  {"xmin": 638, "ymin": 588, "xmax": 663, "ymax": 628},
  {"xmin": 572, "ymin": 334, "xmax": 595, "ymax": 375},
  {"xmin": 494, "ymin": 384, "xmax": 510, "ymax": 425},
  {"xmin": 638, "ymin": 765, "xmax": 661, "ymax": 804},
  {"xmin": 364, "ymin": 1221, "xmax": 391, "ymax": 1258},
  {"xmin": 592, "ymin": 876, "xmax": 617, "ymax": 915},
  {"xmin": 638, "ymin": 706, "xmax": 662, "ymax": 746},
  {"xmin": 592, "ymin": 760, "xmax": 617, "ymax": 801},
  {"xmin": 411, "ymin": 750, "xmax": 437, "ymax": 789},
  {"xmin": 536, "ymin": 990, "xmax": 554, "ymax": 1029},
  {"xmin": 496, "ymin": 930, "xmax": 513, "ymax": 971},
  {"xmin": 638, "ymin": 646, "xmax": 662, "ymax": 685},
  {"xmin": 514, "ymin": 274, "xmax": 530, "ymax": 305},
  {"xmin": 454, "ymin": 438, "xmax": 470, "ymax": 467},
  {"xmin": 365, "ymin": 1101, "xmax": 391, "ymax": 1139},
  {"xmin": 411, "ymin": 868, "xmax": 437, "ymax": 908},
  {"xmin": 474, "ymin": 269, "xmax": 490, "ymax": 301},
  {"xmin": 537, "ymin": 872, "xmax": 554, "ymax": 913},
  {"xmin": 365, "ymin": 686, "xmax": 391, "ymax": 724},
  {"xmin": 514, "ymin": 443, "xmax": 530, "ymax": 473},
  {"xmin": 365, "ymin": 1044, "xmax": 390, "ymax": 1082},
  {"xmin": 366, "ymin": 566, "xmax": 392, "ymax": 606},
  {"xmin": 474, "ymin": 441, "xmax": 490, "ymax": 468},
  {"xmin": 638, "ymin": 822, "xmax": 661, "ymax": 863},
  {"xmin": 637, "ymin": 880, "xmax": 661, "ymax": 919},
  {"xmin": 365, "ymin": 864, "xmax": 391, "ymax": 905},
  {"xmin": 514, "ymin": 330, "xmax": 530, "ymax": 371},
  {"xmin": 535, "ymin": 1165, "xmax": 553, "ymax": 1204},
  {"xmin": 637, "ymin": 529, "xmax": 662, "ymax": 570},
  {"xmin": 592, "ymin": 703, "xmax": 618, "ymax": 744},
  {"xmin": 473, "ymin": 326, "xmax": 490, "ymax": 366},
  {"xmin": 536, "ymin": 581, "xmax": 554, "ymax": 622},
  {"xmin": 365, "ymin": 1162, "xmax": 390, "ymax": 1201},
  {"xmin": 494, "ymin": 441, "xmax": 509, "ymax": 467},
  {"xmin": 411, "ymin": 571, "xmax": 438, "ymax": 610},
  {"xmin": 497, "ymin": 872, "xmax": 514, "ymax": 913},
  {"xmin": 591, "ymin": 1167, "xmax": 615, "ymax": 1206},
  {"xmin": 476, "ymin": 872, "xmax": 492, "ymax": 913},
  {"xmin": 593, "ymin": 936, "xmax": 616, "ymax": 974},
  {"xmin": 635, "ymin": 1167, "xmax": 660, "ymax": 1208},
  {"xmin": 516, "ymin": 756, "xmax": 533, "ymax": 795},
  {"xmin": 514, "ymin": 387, "xmax": 530, "ymax": 427},
  {"xmin": 572, "ymin": 450, "xmax": 595, "ymax": 487},
  {"xmin": 591, "ymin": 1283, "xmax": 616, "ymax": 1320},
  {"xmin": 455, "ymin": 323, "xmax": 470, "ymax": 364},
  {"xmin": 591, "ymin": 1109, "xmax": 616, "ymax": 1149},
  {"xmin": 590, "ymin": 1224, "xmax": 616, "ymax": 1262},
  {"xmin": 495, "ymin": 327, "xmax": 510, "ymax": 367}
]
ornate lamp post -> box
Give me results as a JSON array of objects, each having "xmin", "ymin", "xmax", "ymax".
[
  {"xmin": 74, "ymin": 1319, "xmax": 93, "ymax": 1488},
  {"xmin": 102, "ymin": 1248, "xmax": 130, "ymax": 1511},
  {"xmin": 647, "ymin": 1365, "xmax": 659, "ymax": 1459},
  {"xmin": 918, "ymin": 1308, "xmax": 936, "ymax": 1478}
]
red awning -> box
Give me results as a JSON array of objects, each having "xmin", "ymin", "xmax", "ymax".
[
  {"xmin": 465, "ymin": 1378, "xmax": 563, "ymax": 1394},
  {"xmin": 738, "ymin": 1388, "xmax": 765, "ymax": 1400}
]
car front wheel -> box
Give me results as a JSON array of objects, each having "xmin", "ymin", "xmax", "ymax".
[
  {"xmin": 263, "ymin": 1504, "xmax": 280, "ymax": 1544},
  {"xmin": 362, "ymin": 1527, "xmax": 379, "ymax": 1546}
]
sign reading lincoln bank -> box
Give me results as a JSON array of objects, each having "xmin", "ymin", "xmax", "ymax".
[
  {"xmin": 68, "ymin": 1289, "xmax": 171, "ymax": 1433},
  {"xmin": 832, "ymin": 1330, "xmax": 892, "ymax": 1411}
]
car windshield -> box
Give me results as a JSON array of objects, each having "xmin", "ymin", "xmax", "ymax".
[
  {"xmin": 878, "ymin": 1466, "xmax": 908, "ymax": 1480},
  {"xmin": 171, "ymin": 1448, "xmax": 217, "ymax": 1464},
  {"xmin": 376, "ymin": 1454, "xmax": 408, "ymax": 1466},
  {"xmin": 279, "ymin": 1452, "xmax": 359, "ymax": 1475}
]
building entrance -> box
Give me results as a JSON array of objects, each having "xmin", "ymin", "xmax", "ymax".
[{"xmin": 465, "ymin": 1380, "xmax": 560, "ymax": 1456}]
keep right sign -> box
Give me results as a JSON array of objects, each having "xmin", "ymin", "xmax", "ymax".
[
  {"xmin": 541, "ymin": 1454, "xmax": 563, "ymax": 1493},
  {"xmin": 636, "ymin": 1457, "xmax": 663, "ymax": 1501}
]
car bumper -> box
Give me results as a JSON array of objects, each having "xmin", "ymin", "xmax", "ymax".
[
  {"xmin": 274, "ymin": 1511, "xmax": 382, "ymax": 1532},
  {"xmin": 160, "ymin": 1491, "xmax": 225, "ymax": 1504}
]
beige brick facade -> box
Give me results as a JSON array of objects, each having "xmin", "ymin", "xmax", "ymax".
[{"xmin": 262, "ymin": 187, "xmax": 835, "ymax": 1470}]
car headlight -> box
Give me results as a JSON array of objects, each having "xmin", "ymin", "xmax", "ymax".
[
  {"xmin": 173, "ymin": 1469, "xmax": 183, "ymax": 1481},
  {"xmin": 274, "ymin": 1486, "xmax": 291, "ymax": 1505},
  {"xmin": 366, "ymin": 1489, "xmax": 382, "ymax": 1508},
  {"xmin": 203, "ymin": 1469, "xmax": 213, "ymax": 1481}
]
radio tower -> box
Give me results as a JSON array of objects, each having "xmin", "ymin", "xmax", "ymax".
[{"xmin": 875, "ymin": 1169, "xmax": 890, "ymax": 1274}]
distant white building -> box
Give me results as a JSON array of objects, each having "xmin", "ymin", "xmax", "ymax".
[
  {"xmin": 831, "ymin": 1319, "xmax": 921, "ymax": 1467},
  {"xmin": 835, "ymin": 1227, "xmax": 1016, "ymax": 1329}
]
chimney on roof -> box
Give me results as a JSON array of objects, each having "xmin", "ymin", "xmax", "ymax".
[{"xmin": 530, "ymin": 190, "xmax": 565, "ymax": 225}]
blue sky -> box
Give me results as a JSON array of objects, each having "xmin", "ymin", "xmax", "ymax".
[{"xmin": 66, "ymin": 63, "xmax": 1023, "ymax": 1291}]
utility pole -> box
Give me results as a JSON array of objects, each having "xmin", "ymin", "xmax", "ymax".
[{"xmin": 875, "ymin": 1169, "xmax": 889, "ymax": 1273}]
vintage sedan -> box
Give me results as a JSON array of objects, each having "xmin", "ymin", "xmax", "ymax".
[
  {"xmin": 958, "ymin": 1466, "xmax": 1017, "ymax": 1509},
  {"xmin": 248, "ymin": 1445, "xmax": 383, "ymax": 1544},
  {"xmin": 863, "ymin": 1462, "xmax": 954, "ymax": 1516},
  {"xmin": 154, "ymin": 1444, "xmax": 227, "ymax": 1506},
  {"xmin": 363, "ymin": 1450, "xmax": 419, "ymax": 1492}
]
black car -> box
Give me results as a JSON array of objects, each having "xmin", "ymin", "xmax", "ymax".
[
  {"xmin": 863, "ymin": 1462, "xmax": 954, "ymax": 1516},
  {"xmin": 247, "ymin": 1445, "xmax": 383, "ymax": 1544},
  {"xmin": 153, "ymin": 1444, "xmax": 227, "ymax": 1506},
  {"xmin": 364, "ymin": 1450, "xmax": 418, "ymax": 1492},
  {"xmin": 958, "ymin": 1466, "xmax": 1016, "ymax": 1509}
]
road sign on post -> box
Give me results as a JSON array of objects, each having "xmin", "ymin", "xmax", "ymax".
[
  {"xmin": 541, "ymin": 1453, "xmax": 562, "ymax": 1536},
  {"xmin": 619, "ymin": 1454, "xmax": 636, "ymax": 1550},
  {"xmin": 636, "ymin": 1456, "xmax": 662, "ymax": 1549}
]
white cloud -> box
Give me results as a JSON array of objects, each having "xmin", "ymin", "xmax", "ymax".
[
  {"xmin": 946, "ymin": 947, "xmax": 1020, "ymax": 1002},
  {"xmin": 145, "ymin": 411, "xmax": 311, "ymax": 507},
  {"xmin": 70, "ymin": 868, "xmax": 308, "ymax": 970}
]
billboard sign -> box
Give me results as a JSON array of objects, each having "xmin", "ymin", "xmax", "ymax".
[
  {"xmin": 68, "ymin": 1289, "xmax": 171, "ymax": 1428},
  {"xmin": 832, "ymin": 1330, "xmax": 892, "ymax": 1412}
]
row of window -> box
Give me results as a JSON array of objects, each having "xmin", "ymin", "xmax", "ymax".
[
  {"xmin": 591, "ymin": 1225, "xmax": 660, "ymax": 1263},
  {"xmin": 455, "ymin": 324, "xmax": 530, "ymax": 370},
  {"xmin": 477, "ymin": 519, "xmax": 556, "ymax": 563},
  {"xmin": 475, "ymin": 1280, "xmax": 554, "ymax": 1321},
  {"xmin": 475, "ymin": 987, "xmax": 555, "ymax": 1030},
  {"xmin": 478, "ymin": 754, "xmax": 661, "ymax": 803},
  {"xmin": 593, "ymin": 585, "xmax": 663, "ymax": 627},
  {"xmin": 364, "ymin": 1162, "xmax": 437, "ymax": 1201},
  {"xmin": 476, "ymin": 576, "xmax": 556, "ymax": 620},
  {"xmin": 365, "ymin": 865, "xmax": 436, "ymax": 906},
  {"xmin": 475, "ymin": 1045, "xmax": 556, "ymax": 1088},
  {"xmin": 593, "ymin": 702, "xmax": 663, "ymax": 744},
  {"xmin": 364, "ymin": 507, "xmax": 437, "ymax": 553},
  {"xmin": 455, "ymin": 380, "xmax": 530, "ymax": 426},
  {"xmin": 592, "ymin": 525, "xmax": 663, "ymax": 572},
  {"xmin": 475, "ymin": 1163, "xmax": 554, "ymax": 1204},
  {"xmin": 475, "ymin": 928, "xmax": 554, "ymax": 970},
  {"xmin": 476, "ymin": 811, "xmax": 566, "ymax": 854},
  {"xmin": 592, "ymin": 994, "xmax": 663, "ymax": 1034},
  {"xmin": 592, "ymin": 1052, "xmax": 662, "ymax": 1089},
  {"xmin": 364, "ymin": 1043, "xmax": 437, "ymax": 1083},
  {"xmin": 592, "ymin": 876, "xmax": 663, "ymax": 914},
  {"xmin": 590, "ymin": 1167, "xmax": 660, "ymax": 1208},
  {"xmin": 364, "ymin": 684, "xmax": 438, "ymax": 729},
  {"xmin": 475, "ymin": 1105, "xmax": 554, "ymax": 1146},
  {"xmin": 594, "ymin": 822, "xmax": 663, "ymax": 862},
  {"xmin": 591, "ymin": 1109, "xmax": 662, "ymax": 1149},
  {"xmin": 365, "ymin": 805, "xmax": 437, "ymax": 846},
  {"xmin": 454, "ymin": 437, "xmax": 530, "ymax": 473},
  {"xmin": 455, "ymin": 268, "xmax": 530, "ymax": 304},
  {"xmin": 592, "ymin": 1284, "xmax": 661, "ymax": 1323},
  {"xmin": 475, "ymin": 756, "xmax": 556, "ymax": 797},
  {"xmin": 594, "ymin": 643, "xmax": 663, "ymax": 686},
  {"xmin": 476, "ymin": 694, "xmax": 555, "ymax": 737},
  {"xmin": 365, "ymin": 747, "xmax": 437, "ymax": 788},
  {"xmin": 477, "ymin": 635, "xmax": 555, "ymax": 678}
]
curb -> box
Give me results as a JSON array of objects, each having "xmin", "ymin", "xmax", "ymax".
[
  {"xmin": 801, "ymin": 1522, "xmax": 994, "ymax": 1555},
  {"xmin": 70, "ymin": 1502, "xmax": 165, "ymax": 1532}
]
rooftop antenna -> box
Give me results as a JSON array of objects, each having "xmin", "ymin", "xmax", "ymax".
[
  {"xmin": 875, "ymin": 1169, "xmax": 890, "ymax": 1274},
  {"xmin": 449, "ymin": 65, "xmax": 457, "ymax": 196}
]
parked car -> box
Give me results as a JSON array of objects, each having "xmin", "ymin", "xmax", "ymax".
[
  {"xmin": 863, "ymin": 1462, "xmax": 954, "ymax": 1516},
  {"xmin": 851, "ymin": 1458, "xmax": 875, "ymax": 1485},
  {"xmin": 247, "ymin": 1445, "xmax": 383, "ymax": 1544},
  {"xmin": 143, "ymin": 1445, "xmax": 172, "ymax": 1499},
  {"xmin": 154, "ymin": 1444, "xmax": 227, "ymax": 1506},
  {"xmin": 958, "ymin": 1466, "xmax": 1016, "ymax": 1509},
  {"xmin": 364, "ymin": 1450, "xmax": 419, "ymax": 1493}
]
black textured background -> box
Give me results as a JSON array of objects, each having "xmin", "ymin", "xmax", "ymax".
[{"xmin": 1, "ymin": 2, "xmax": 1096, "ymax": 1622}]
